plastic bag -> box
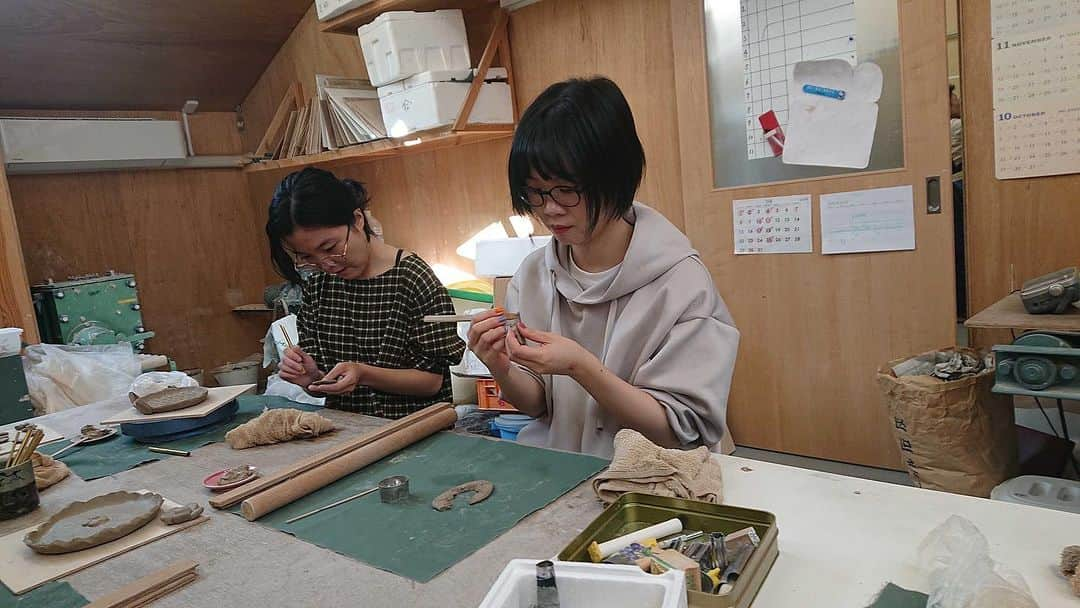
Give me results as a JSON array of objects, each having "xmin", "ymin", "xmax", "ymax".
[
  {"xmin": 918, "ymin": 515, "xmax": 1038, "ymax": 608},
  {"xmin": 264, "ymin": 373, "xmax": 324, "ymax": 406},
  {"xmin": 23, "ymin": 343, "xmax": 141, "ymax": 414},
  {"xmin": 128, "ymin": 371, "xmax": 198, "ymax": 402}
]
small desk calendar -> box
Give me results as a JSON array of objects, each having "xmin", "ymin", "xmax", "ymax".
[
  {"xmin": 992, "ymin": 0, "xmax": 1080, "ymax": 179},
  {"xmin": 733, "ymin": 194, "xmax": 813, "ymax": 255}
]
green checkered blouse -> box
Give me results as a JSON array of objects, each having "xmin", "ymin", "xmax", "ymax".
[{"xmin": 297, "ymin": 251, "xmax": 465, "ymax": 418}]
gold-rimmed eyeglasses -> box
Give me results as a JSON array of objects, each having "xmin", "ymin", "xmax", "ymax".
[{"xmin": 289, "ymin": 225, "xmax": 351, "ymax": 271}]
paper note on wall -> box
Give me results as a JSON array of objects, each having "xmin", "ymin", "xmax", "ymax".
[
  {"xmin": 991, "ymin": 0, "xmax": 1080, "ymax": 179},
  {"xmin": 739, "ymin": 0, "xmax": 857, "ymax": 161},
  {"xmin": 782, "ymin": 59, "xmax": 883, "ymax": 169},
  {"xmin": 733, "ymin": 194, "xmax": 813, "ymax": 254},
  {"xmin": 820, "ymin": 185, "xmax": 914, "ymax": 255}
]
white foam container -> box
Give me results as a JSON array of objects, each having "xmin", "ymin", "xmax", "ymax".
[
  {"xmin": 378, "ymin": 68, "xmax": 513, "ymax": 136},
  {"xmin": 475, "ymin": 236, "xmax": 550, "ymax": 277},
  {"xmin": 315, "ymin": 0, "xmax": 374, "ymax": 21},
  {"xmin": 0, "ymin": 328, "xmax": 23, "ymax": 356},
  {"xmin": 357, "ymin": 10, "xmax": 471, "ymax": 87},
  {"xmin": 479, "ymin": 560, "xmax": 688, "ymax": 608},
  {"xmin": 990, "ymin": 474, "xmax": 1080, "ymax": 514}
]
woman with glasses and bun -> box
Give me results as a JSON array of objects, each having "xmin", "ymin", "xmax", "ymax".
[
  {"xmin": 468, "ymin": 77, "xmax": 739, "ymax": 458},
  {"xmin": 266, "ymin": 167, "xmax": 464, "ymax": 418}
]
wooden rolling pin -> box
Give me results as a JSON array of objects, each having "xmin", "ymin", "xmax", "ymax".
[{"xmin": 240, "ymin": 406, "xmax": 457, "ymax": 520}]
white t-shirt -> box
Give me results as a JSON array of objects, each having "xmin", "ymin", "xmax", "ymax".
[{"xmin": 568, "ymin": 250, "xmax": 621, "ymax": 289}]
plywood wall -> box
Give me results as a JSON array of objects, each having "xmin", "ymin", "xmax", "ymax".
[
  {"xmin": 6, "ymin": 112, "xmax": 268, "ymax": 371},
  {"xmin": 241, "ymin": 0, "xmax": 684, "ymax": 283},
  {"xmin": 960, "ymin": 1, "xmax": 1080, "ymax": 346}
]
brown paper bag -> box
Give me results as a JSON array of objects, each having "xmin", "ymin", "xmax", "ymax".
[{"xmin": 877, "ymin": 347, "xmax": 1018, "ymax": 497}]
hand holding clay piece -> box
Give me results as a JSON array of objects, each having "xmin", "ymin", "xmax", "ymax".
[
  {"xmin": 24, "ymin": 491, "xmax": 163, "ymax": 554},
  {"xmin": 160, "ymin": 503, "xmax": 203, "ymax": 525}
]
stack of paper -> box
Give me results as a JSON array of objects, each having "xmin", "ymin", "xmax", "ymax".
[{"xmin": 268, "ymin": 76, "xmax": 387, "ymax": 160}]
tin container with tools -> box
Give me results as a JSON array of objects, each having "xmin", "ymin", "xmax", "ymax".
[
  {"xmin": 379, "ymin": 475, "xmax": 409, "ymax": 503},
  {"xmin": 558, "ymin": 493, "xmax": 779, "ymax": 608},
  {"xmin": 0, "ymin": 460, "xmax": 39, "ymax": 520}
]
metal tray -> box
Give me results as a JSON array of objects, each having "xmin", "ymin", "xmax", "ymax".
[{"xmin": 557, "ymin": 493, "xmax": 779, "ymax": 608}]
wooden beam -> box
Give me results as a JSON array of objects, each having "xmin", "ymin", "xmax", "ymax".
[
  {"xmin": 255, "ymin": 83, "xmax": 301, "ymax": 158},
  {"xmin": 453, "ymin": 9, "xmax": 508, "ymax": 132},
  {"xmin": 0, "ymin": 155, "xmax": 38, "ymax": 343}
]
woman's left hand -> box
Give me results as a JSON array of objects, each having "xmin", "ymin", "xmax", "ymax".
[
  {"xmin": 507, "ymin": 322, "xmax": 596, "ymax": 377},
  {"xmin": 308, "ymin": 362, "xmax": 368, "ymax": 395}
]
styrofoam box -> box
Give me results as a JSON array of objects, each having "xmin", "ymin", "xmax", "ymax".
[
  {"xmin": 475, "ymin": 237, "xmax": 551, "ymax": 277},
  {"xmin": 315, "ymin": 0, "xmax": 374, "ymax": 21},
  {"xmin": 0, "ymin": 328, "xmax": 23, "ymax": 356},
  {"xmin": 378, "ymin": 69, "xmax": 513, "ymax": 137},
  {"xmin": 357, "ymin": 10, "xmax": 471, "ymax": 87},
  {"xmin": 479, "ymin": 560, "xmax": 687, "ymax": 608},
  {"xmin": 991, "ymin": 475, "xmax": 1080, "ymax": 514}
]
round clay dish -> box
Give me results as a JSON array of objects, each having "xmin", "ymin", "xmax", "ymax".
[
  {"xmin": 24, "ymin": 491, "xmax": 163, "ymax": 554},
  {"xmin": 202, "ymin": 466, "xmax": 259, "ymax": 491},
  {"xmin": 78, "ymin": 427, "xmax": 117, "ymax": 444}
]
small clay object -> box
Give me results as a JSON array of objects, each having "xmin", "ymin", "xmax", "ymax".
[
  {"xmin": 160, "ymin": 502, "xmax": 203, "ymax": 525},
  {"xmin": 217, "ymin": 465, "xmax": 256, "ymax": 486},
  {"xmin": 79, "ymin": 425, "xmax": 111, "ymax": 440},
  {"xmin": 134, "ymin": 387, "xmax": 209, "ymax": 415},
  {"xmin": 1062, "ymin": 545, "xmax": 1080, "ymax": 577},
  {"xmin": 432, "ymin": 480, "xmax": 494, "ymax": 512},
  {"xmin": 24, "ymin": 491, "xmax": 163, "ymax": 554}
]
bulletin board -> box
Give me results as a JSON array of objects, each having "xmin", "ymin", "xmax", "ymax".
[{"xmin": 704, "ymin": 0, "xmax": 905, "ymax": 189}]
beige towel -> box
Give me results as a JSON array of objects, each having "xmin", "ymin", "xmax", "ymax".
[
  {"xmin": 592, "ymin": 429, "xmax": 723, "ymax": 505},
  {"xmin": 225, "ymin": 408, "xmax": 335, "ymax": 449},
  {"xmin": 31, "ymin": 451, "xmax": 70, "ymax": 490}
]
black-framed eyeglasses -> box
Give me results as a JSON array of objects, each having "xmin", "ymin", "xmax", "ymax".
[
  {"xmin": 289, "ymin": 225, "xmax": 351, "ymax": 271},
  {"xmin": 519, "ymin": 186, "xmax": 583, "ymax": 208}
]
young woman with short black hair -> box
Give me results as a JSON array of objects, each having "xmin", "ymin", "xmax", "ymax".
[
  {"xmin": 267, "ymin": 168, "xmax": 464, "ymax": 418},
  {"xmin": 468, "ymin": 77, "xmax": 739, "ymax": 457}
]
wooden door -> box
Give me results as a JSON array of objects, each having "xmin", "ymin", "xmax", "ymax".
[{"xmin": 671, "ymin": 0, "xmax": 955, "ymax": 468}]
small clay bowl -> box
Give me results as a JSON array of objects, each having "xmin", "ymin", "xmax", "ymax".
[
  {"xmin": 202, "ymin": 466, "xmax": 259, "ymax": 491},
  {"xmin": 79, "ymin": 427, "xmax": 118, "ymax": 444}
]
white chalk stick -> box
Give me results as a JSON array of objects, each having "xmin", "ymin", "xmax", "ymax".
[{"xmin": 588, "ymin": 517, "xmax": 683, "ymax": 562}]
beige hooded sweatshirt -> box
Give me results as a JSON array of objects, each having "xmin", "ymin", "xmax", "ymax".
[{"xmin": 505, "ymin": 203, "xmax": 739, "ymax": 458}]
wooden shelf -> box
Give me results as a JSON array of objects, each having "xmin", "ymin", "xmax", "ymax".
[
  {"xmin": 965, "ymin": 292, "xmax": 1080, "ymax": 332},
  {"xmin": 243, "ymin": 127, "xmax": 513, "ymax": 173},
  {"xmin": 320, "ymin": 0, "xmax": 499, "ymax": 34}
]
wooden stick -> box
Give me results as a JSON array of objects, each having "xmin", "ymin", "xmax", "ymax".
[
  {"xmin": 256, "ymin": 82, "xmax": 301, "ymax": 158},
  {"xmin": 5, "ymin": 427, "xmax": 21, "ymax": 468},
  {"xmin": 16, "ymin": 429, "xmax": 43, "ymax": 466},
  {"xmin": 209, "ymin": 403, "xmax": 455, "ymax": 510},
  {"xmin": 452, "ymin": 9, "xmax": 508, "ymax": 132},
  {"xmin": 84, "ymin": 560, "xmax": 197, "ymax": 608},
  {"xmin": 279, "ymin": 324, "xmax": 295, "ymax": 350},
  {"xmin": 49, "ymin": 436, "xmax": 88, "ymax": 460},
  {"xmin": 424, "ymin": 313, "xmax": 517, "ymax": 323},
  {"xmin": 125, "ymin": 572, "xmax": 197, "ymax": 608},
  {"xmin": 285, "ymin": 486, "xmax": 378, "ymax": 524}
]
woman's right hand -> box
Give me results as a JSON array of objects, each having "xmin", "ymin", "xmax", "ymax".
[
  {"xmin": 279, "ymin": 346, "xmax": 323, "ymax": 387},
  {"xmin": 467, "ymin": 308, "xmax": 512, "ymax": 377}
]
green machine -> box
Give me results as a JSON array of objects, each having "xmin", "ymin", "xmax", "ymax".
[{"xmin": 31, "ymin": 272, "xmax": 155, "ymax": 351}]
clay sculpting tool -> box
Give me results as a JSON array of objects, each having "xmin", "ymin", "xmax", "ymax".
[
  {"xmin": 423, "ymin": 312, "xmax": 519, "ymax": 323},
  {"xmin": 285, "ymin": 486, "xmax": 378, "ymax": 524},
  {"xmin": 588, "ymin": 517, "xmax": 683, "ymax": 562},
  {"xmin": 802, "ymin": 83, "xmax": 846, "ymax": 100},
  {"xmin": 148, "ymin": 447, "xmax": 190, "ymax": 457}
]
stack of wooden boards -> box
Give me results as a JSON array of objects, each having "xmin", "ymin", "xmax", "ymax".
[
  {"xmin": 256, "ymin": 76, "xmax": 387, "ymax": 161},
  {"xmin": 210, "ymin": 403, "xmax": 457, "ymax": 520},
  {"xmin": 84, "ymin": 560, "xmax": 197, "ymax": 608}
]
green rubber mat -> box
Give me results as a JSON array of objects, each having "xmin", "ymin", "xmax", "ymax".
[
  {"xmin": 40, "ymin": 396, "xmax": 320, "ymax": 481},
  {"xmin": 243, "ymin": 431, "xmax": 608, "ymax": 582},
  {"xmin": 0, "ymin": 581, "xmax": 86, "ymax": 607}
]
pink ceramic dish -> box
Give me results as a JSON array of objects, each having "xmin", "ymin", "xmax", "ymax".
[{"xmin": 201, "ymin": 466, "xmax": 259, "ymax": 491}]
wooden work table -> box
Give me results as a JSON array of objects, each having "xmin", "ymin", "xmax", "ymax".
[
  {"xmin": 2, "ymin": 398, "xmax": 1077, "ymax": 606},
  {"xmin": 966, "ymin": 292, "xmax": 1080, "ymax": 332}
]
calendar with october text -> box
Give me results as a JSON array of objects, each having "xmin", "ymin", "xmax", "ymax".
[{"xmin": 992, "ymin": 1, "xmax": 1080, "ymax": 179}]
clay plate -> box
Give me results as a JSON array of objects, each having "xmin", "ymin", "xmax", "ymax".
[
  {"xmin": 202, "ymin": 466, "xmax": 259, "ymax": 491},
  {"xmin": 78, "ymin": 426, "xmax": 118, "ymax": 444},
  {"xmin": 24, "ymin": 491, "xmax": 163, "ymax": 554},
  {"xmin": 134, "ymin": 387, "xmax": 209, "ymax": 415}
]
